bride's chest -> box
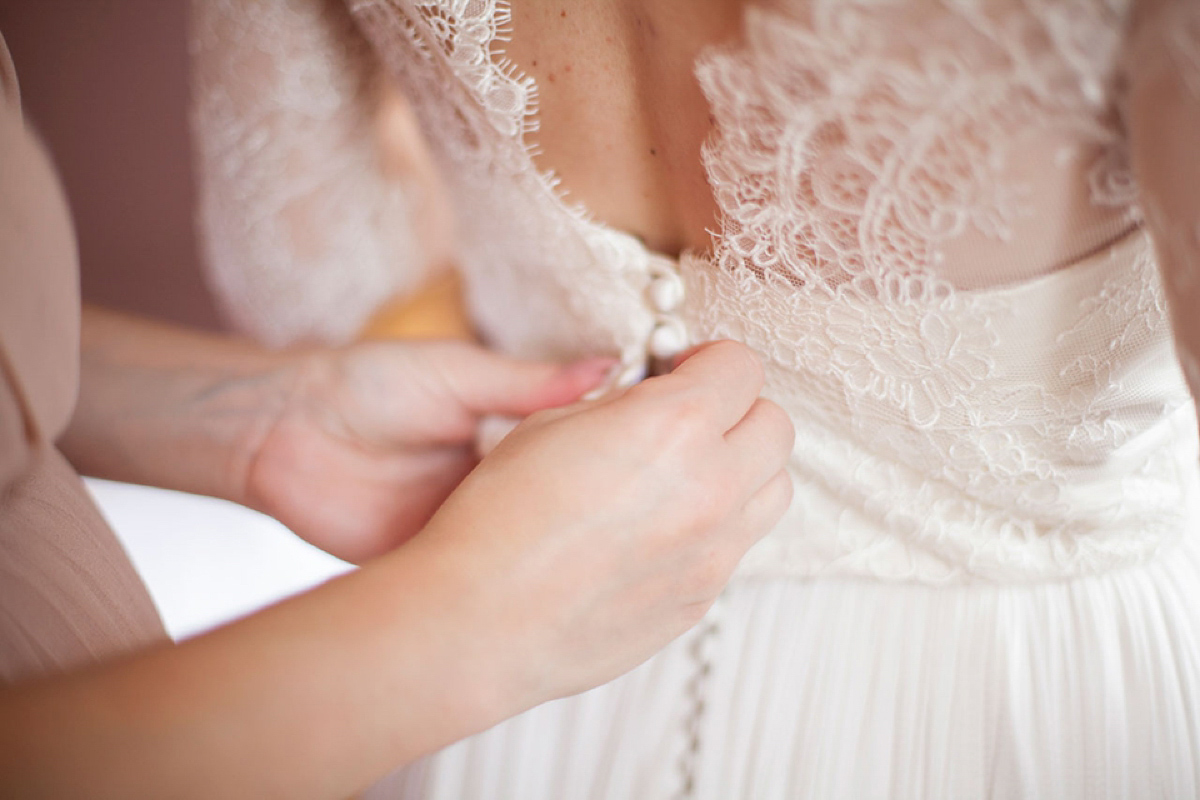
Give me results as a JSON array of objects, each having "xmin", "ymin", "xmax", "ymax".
[
  {"xmin": 348, "ymin": 0, "xmax": 1168, "ymax": 426},
  {"xmin": 354, "ymin": 0, "xmax": 1139, "ymax": 290}
]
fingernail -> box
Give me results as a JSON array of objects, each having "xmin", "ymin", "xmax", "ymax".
[{"xmin": 561, "ymin": 356, "xmax": 620, "ymax": 385}]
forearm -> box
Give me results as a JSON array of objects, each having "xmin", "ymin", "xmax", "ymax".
[
  {"xmin": 4, "ymin": 339, "xmax": 792, "ymax": 797},
  {"xmin": 60, "ymin": 305, "xmax": 300, "ymax": 503},
  {"xmin": 0, "ymin": 538, "xmax": 518, "ymax": 799}
]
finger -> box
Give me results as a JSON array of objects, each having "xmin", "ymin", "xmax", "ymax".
[
  {"xmin": 432, "ymin": 343, "xmax": 618, "ymax": 416},
  {"xmin": 656, "ymin": 340, "xmax": 766, "ymax": 431},
  {"xmin": 478, "ymin": 383, "xmax": 636, "ymax": 458},
  {"xmin": 728, "ymin": 469, "xmax": 794, "ymax": 552},
  {"xmin": 670, "ymin": 343, "xmax": 707, "ymax": 370},
  {"xmin": 723, "ymin": 397, "xmax": 796, "ymax": 493},
  {"xmin": 475, "ymin": 414, "xmax": 522, "ymax": 458},
  {"xmin": 499, "ymin": 384, "xmax": 632, "ymax": 434}
]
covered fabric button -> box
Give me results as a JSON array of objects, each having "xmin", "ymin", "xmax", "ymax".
[
  {"xmin": 582, "ymin": 352, "xmax": 648, "ymax": 401},
  {"xmin": 649, "ymin": 318, "xmax": 689, "ymax": 359},
  {"xmin": 649, "ymin": 272, "xmax": 685, "ymax": 313},
  {"xmin": 616, "ymin": 358, "xmax": 649, "ymax": 388}
]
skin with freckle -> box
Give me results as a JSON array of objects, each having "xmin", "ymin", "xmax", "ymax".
[
  {"xmin": 452, "ymin": 0, "xmax": 1136, "ymax": 281},
  {"xmin": 502, "ymin": 0, "xmax": 750, "ymax": 257}
]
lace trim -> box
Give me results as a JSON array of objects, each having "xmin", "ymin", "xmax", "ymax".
[
  {"xmin": 686, "ymin": 230, "xmax": 1189, "ymax": 582},
  {"xmin": 697, "ymin": 2, "xmax": 1137, "ymax": 292},
  {"xmin": 351, "ymin": 0, "xmax": 660, "ymax": 260},
  {"xmin": 343, "ymin": 0, "xmax": 1197, "ymax": 587}
]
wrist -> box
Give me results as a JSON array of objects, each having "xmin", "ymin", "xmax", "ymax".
[
  {"xmin": 403, "ymin": 514, "xmax": 552, "ymax": 722},
  {"xmin": 227, "ymin": 348, "xmax": 339, "ymax": 510},
  {"xmin": 62, "ymin": 306, "xmax": 310, "ymax": 503},
  {"xmin": 369, "ymin": 533, "xmax": 536, "ymax": 738}
]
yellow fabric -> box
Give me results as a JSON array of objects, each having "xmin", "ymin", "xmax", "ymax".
[{"xmin": 359, "ymin": 273, "xmax": 473, "ymax": 341}]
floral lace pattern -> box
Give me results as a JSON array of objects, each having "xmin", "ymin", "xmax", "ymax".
[
  {"xmin": 195, "ymin": 0, "xmax": 1200, "ymax": 583},
  {"xmin": 698, "ymin": 2, "xmax": 1140, "ymax": 292},
  {"xmin": 346, "ymin": 0, "xmax": 1198, "ymax": 582},
  {"xmin": 349, "ymin": 0, "xmax": 667, "ymax": 373},
  {"xmin": 683, "ymin": 231, "xmax": 1191, "ymax": 581}
]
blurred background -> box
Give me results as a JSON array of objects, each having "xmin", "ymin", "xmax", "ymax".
[
  {"xmin": 0, "ymin": 0, "xmax": 218, "ymax": 329},
  {"xmin": 0, "ymin": 0, "xmax": 348, "ymax": 639}
]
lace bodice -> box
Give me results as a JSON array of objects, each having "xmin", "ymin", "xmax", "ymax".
[{"xmin": 191, "ymin": 0, "xmax": 1200, "ymax": 583}]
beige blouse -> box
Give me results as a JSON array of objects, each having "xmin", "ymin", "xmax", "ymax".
[{"xmin": 0, "ymin": 31, "xmax": 165, "ymax": 684}]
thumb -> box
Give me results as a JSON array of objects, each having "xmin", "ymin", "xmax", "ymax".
[{"xmin": 434, "ymin": 345, "xmax": 617, "ymax": 417}]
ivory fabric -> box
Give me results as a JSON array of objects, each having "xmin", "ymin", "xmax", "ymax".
[
  {"xmin": 371, "ymin": 536, "xmax": 1200, "ymax": 799},
  {"xmin": 193, "ymin": 0, "xmax": 1200, "ymax": 585},
  {"xmin": 190, "ymin": 1, "xmax": 1200, "ymax": 796},
  {"xmin": 0, "ymin": 31, "xmax": 166, "ymax": 684}
]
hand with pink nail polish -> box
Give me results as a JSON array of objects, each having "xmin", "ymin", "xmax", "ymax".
[
  {"xmin": 238, "ymin": 340, "xmax": 616, "ymax": 563},
  {"xmin": 420, "ymin": 341, "xmax": 796, "ymax": 704},
  {"xmin": 47, "ymin": 313, "xmax": 793, "ymax": 797}
]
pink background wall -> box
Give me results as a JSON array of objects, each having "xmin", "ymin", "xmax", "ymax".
[{"xmin": 0, "ymin": 0, "xmax": 221, "ymax": 330}]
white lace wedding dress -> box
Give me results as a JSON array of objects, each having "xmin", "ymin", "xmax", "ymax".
[{"xmin": 191, "ymin": 1, "xmax": 1200, "ymax": 796}]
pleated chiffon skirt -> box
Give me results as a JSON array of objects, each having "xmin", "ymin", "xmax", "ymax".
[{"xmin": 372, "ymin": 534, "xmax": 1200, "ymax": 799}]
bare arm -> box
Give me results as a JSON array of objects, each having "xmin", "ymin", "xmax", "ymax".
[
  {"xmin": 59, "ymin": 304, "xmax": 609, "ymax": 562},
  {"xmin": 59, "ymin": 304, "xmax": 297, "ymax": 505},
  {"xmin": 1127, "ymin": 0, "xmax": 1200, "ymax": 405},
  {"xmin": 0, "ymin": 540, "xmax": 516, "ymax": 799},
  {"xmin": 3, "ymin": 341, "xmax": 794, "ymax": 798}
]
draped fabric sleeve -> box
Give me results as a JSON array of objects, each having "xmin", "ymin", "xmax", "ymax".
[
  {"xmin": 190, "ymin": 0, "xmax": 435, "ymax": 346},
  {"xmin": 1127, "ymin": 0, "xmax": 1200, "ymax": 407}
]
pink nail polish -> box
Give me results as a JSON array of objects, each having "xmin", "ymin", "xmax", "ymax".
[{"xmin": 562, "ymin": 357, "xmax": 620, "ymax": 384}]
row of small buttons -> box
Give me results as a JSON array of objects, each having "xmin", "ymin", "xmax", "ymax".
[
  {"xmin": 646, "ymin": 254, "xmax": 689, "ymax": 370},
  {"xmin": 583, "ymin": 252, "xmax": 689, "ymax": 400}
]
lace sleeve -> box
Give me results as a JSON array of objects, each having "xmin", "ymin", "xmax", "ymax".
[
  {"xmin": 1127, "ymin": 0, "xmax": 1200, "ymax": 404},
  {"xmin": 190, "ymin": 0, "xmax": 434, "ymax": 346}
]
